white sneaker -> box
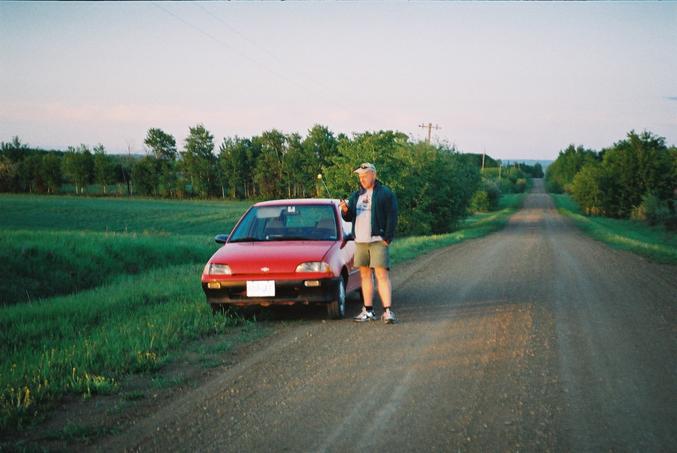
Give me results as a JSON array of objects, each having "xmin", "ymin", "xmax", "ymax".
[
  {"xmin": 382, "ymin": 309, "xmax": 396, "ymax": 324},
  {"xmin": 353, "ymin": 307, "xmax": 376, "ymax": 322}
]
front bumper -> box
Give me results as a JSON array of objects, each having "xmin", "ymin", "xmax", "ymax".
[{"xmin": 202, "ymin": 277, "xmax": 340, "ymax": 306}]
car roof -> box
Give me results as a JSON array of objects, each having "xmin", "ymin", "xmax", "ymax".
[{"xmin": 253, "ymin": 198, "xmax": 340, "ymax": 207}]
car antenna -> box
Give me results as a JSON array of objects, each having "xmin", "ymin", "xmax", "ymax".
[{"xmin": 317, "ymin": 174, "xmax": 333, "ymax": 199}]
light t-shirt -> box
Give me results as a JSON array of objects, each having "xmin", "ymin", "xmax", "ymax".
[{"xmin": 354, "ymin": 188, "xmax": 383, "ymax": 243}]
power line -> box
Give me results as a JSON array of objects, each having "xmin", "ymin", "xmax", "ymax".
[
  {"xmin": 154, "ymin": 3, "xmax": 382, "ymax": 129},
  {"xmin": 193, "ymin": 3, "xmax": 287, "ymax": 67},
  {"xmin": 153, "ymin": 3, "xmax": 292, "ymax": 85}
]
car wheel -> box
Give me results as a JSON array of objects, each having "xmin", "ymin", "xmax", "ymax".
[{"xmin": 327, "ymin": 278, "xmax": 346, "ymax": 319}]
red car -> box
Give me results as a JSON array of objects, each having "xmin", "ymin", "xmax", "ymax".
[{"xmin": 202, "ymin": 199, "xmax": 361, "ymax": 319}]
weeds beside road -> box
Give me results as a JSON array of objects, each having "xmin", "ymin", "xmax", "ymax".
[{"xmin": 551, "ymin": 194, "xmax": 677, "ymax": 264}]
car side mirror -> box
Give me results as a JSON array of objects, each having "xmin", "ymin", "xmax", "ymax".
[
  {"xmin": 214, "ymin": 234, "xmax": 229, "ymax": 244},
  {"xmin": 341, "ymin": 232, "xmax": 354, "ymax": 248}
]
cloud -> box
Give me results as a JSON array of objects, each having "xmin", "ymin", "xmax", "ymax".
[{"xmin": 666, "ymin": 96, "xmax": 677, "ymax": 101}]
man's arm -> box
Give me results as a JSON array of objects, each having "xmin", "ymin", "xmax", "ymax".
[
  {"xmin": 341, "ymin": 193, "xmax": 356, "ymax": 222},
  {"xmin": 384, "ymin": 189, "xmax": 398, "ymax": 244}
]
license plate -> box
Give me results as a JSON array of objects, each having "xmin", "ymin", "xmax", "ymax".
[{"xmin": 246, "ymin": 280, "xmax": 275, "ymax": 297}]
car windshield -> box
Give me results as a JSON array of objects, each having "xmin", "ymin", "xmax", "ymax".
[{"xmin": 229, "ymin": 204, "xmax": 338, "ymax": 242}]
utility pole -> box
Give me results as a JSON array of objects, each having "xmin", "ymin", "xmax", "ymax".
[
  {"xmin": 418, "ymin": 123, "xmax": 441, "ymax": 144},
  {"xmin": 481, "ymin": 147, "xmax": 486, "ymax": 173},
  {"xmin": 127, "ymin": 144, "xmax": 133, "ymax": 196}
]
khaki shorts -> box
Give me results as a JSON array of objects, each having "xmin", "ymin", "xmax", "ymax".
[{"xmin": 354, "ymin": 241, "xmax": 391, "ymax": 269}]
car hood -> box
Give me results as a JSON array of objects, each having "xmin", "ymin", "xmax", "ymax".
[{"xmin": 209, "ymin": 241, "xmax": 335, "ymax": 275}]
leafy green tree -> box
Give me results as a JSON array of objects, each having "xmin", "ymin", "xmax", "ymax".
[
  {"xmin": 253, "ymin": 130, "xmax": 287, "ymax": 198},
  {"xmin": 40, "ymin": 153, "xmax": 62, "ymax": 194},
  {"xmin": 0, "ymin": 136, "xmax": 28, "ymax": 162},
  {"xmin": 571, "ymin": 162, "xmax": 610, "ymax": 215},
  {"xmin": 546, "ymin": 145, "xmax": 598, "ymax": 193},
  {"xmin": 323, "ymin": 131, "xmax": 480, "ymax": 235},
  {"xmin": 601, "ymin": 130, "xmax": 674, "ymax": 217},
  {"xmin": 0, "ymin": 156, "xmax": 17, "ymax": 192},
  {"xmin": 131, "ymin": 156, "xmax": 160, "ymax": 196},
  {"xmin": 428, "ymin": 149, "xmax": 481, "ymax": 232},
  {"xmin": 144, "ymin": 128, "xmax": 177, "ymax": 161},
  {"xmin": 303, "ymin": 124, "xmax": 338, "ymax": 173},
  {"xmin": 144, "ymin": 128, "xmax": 178, "ymax": 196},
  {"xmin": 283, "ymin": 133, "xmax": 316, "ymax": 198},
  {"xmin": 181, "ymin": 124, "xmax": 216, "ymax": 197},
  {"xmin": 323, "ymin": 130, "xmax": 410, "ymax": 200},
  {"xmin": 218, "ymin": 137, "xmax": 259, "ymax": 199},
  {"xmin": 533, "ymin": 162, "xmax": 544, "ymax": 178},
  {"xmin": 17, "ymin": 154, "xmax": 44, "ymax": 193},
  {"xmin": 93, "ymin": 144, "xmax": 116, "ymax": 195},
  {"xmin": 62, "ymin": 145, "xmax": 94, "ymax": 194}
]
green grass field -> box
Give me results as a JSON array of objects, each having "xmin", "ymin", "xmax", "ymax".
[
  {"xmin": 0, "ymin": 194, "xmax": 249, "ymax": 235},
  {"xmin": 551, "ymin": 194, "xmax": 677, "ymax": 264},
  {"xmin": 0, "ymin": 195, "xmax": 249, "ymax": 304},
  {"xmin": 0, "ymin": 192, "xmax": 524, "ymax": 431}
]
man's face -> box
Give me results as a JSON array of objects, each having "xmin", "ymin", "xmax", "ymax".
[{"xmin": 358, "ymin": 171, "xmax": 376, "ymax": 189}]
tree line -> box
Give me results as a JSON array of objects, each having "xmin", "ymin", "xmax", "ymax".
[
  {"xmin": 546, "ymin": 130, "xmax": 677, "ymax": 227},
  {"xmin": 1, "ymin": 125, "xmax": 542, "ymax": 235}
]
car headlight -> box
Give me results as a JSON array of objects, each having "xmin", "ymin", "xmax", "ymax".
[
  {"xmin": 203, "ymin": 263, "xmax": 232, "ymax": 275},
  {"xmin": 295, "ymin": 262, "xmax": 331, "ymax": 273}
]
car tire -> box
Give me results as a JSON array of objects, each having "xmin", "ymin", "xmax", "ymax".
[{"xmin": 327, "ymin": 278, "xmax": 346, "ymax": 320}]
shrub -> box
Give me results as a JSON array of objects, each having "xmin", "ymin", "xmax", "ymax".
[
  {"xmin": 470, "ymin": 190, "xmax": 491, "ymax": 212},
  {"xmin": 571, "ymin": 163, "xmax": 607, "ymax": 215},
  {"xmin": 546, "ymin": 179, "xmax": 563, "ymax": 193},
  {"xmin": 515, "ymin": 178, "xmax": 528, "ymax": 193},
  {"xmin": 545, "ymin": 144, "xmax": 598, "ymax": 193},
  {"xmin": 630, "ymin": 193, "xmax": 671, "ymax": 226}
]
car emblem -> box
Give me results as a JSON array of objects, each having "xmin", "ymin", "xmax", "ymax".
[{"xmin": 261, "ymin": 267, "xmax": 270, "ymax": 272}]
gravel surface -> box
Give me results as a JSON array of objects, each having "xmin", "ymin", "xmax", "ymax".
[{"xmin": 96, "ymin": 179, "xmax": 676, "ymax": 452}]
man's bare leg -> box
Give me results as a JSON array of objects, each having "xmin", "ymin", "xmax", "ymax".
[
  {"xmin": 374, "ymin": 267, "xmax": 391, "ymax": 310},
  {"xmin": 359, "ymin": 266, "xmax": 374, "ymax": 308}
]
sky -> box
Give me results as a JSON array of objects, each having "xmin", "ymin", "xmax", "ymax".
[{"xmin": 1, "ymin": 1, "xmax": 676, "ymax": 160}]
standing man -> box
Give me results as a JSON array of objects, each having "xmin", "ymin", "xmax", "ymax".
[{"xmin": 339, "ymin": 163, "xmax": 398, "ymax": 324}]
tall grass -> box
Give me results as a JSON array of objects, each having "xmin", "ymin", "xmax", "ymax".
[
  {"xmin": 0, "ymin": 231, "xmax": 217, "ymax": 304},
  {"xmin": 0, "ymin": 265, "xmax": 238, "ymax": 430},
  {"xmin": 552, "ymin": 194, "xmax": 677, "ymax": 264}
]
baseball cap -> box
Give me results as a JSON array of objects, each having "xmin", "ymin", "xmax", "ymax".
[{"xmin": 353, "ymin": 162, "xmax": 376, "ymax": 174}]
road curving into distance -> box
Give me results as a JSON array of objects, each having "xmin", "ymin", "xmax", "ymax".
[{"xmin": 97, "ymin": 179, "xmax": 676, "ymax": 452}]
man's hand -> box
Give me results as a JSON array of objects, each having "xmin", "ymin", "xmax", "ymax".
[{"xmin": 339, "ymin": 199, "xmax": 348, "ymax": 214}]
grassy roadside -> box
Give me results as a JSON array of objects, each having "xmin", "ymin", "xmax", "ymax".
[
  {"xmin": 391, "ymin": 193, "xmax": 524, "ymax": 265},
  {"xmin": 0, "ymin": 231, "xmax": 217, "ymax": 304},
  {"xmin": 0, "ymin": 192, "xmax": 525, "ymax": 434},
  {"xmin": 551, "ymin": 194, "xmax": 677, "ymax": 264},
  {"xmin": 0, "ymin": 265, "xmax": 241, "ymax": 431}
]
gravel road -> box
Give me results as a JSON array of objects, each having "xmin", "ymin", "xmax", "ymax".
[{"xmin": 99, "ymin": 179, "xmax": 676, "ymax": 452}]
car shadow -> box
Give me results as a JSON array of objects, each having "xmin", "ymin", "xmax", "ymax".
[{"xmin": 247, "ymin": 291, "xmax": 365, "ymax": 322}]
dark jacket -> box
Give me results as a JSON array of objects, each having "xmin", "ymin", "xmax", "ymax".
[{"xmin": 341, "ymin": 180, "xmax": 398, "ymax": 243}]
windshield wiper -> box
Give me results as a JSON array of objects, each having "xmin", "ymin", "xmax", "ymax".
[
  {"xmin": 229, "ymin": 236, "xmax": 264, "ymax": 243},
  {"xmin": 268, "ymin": 236, "xmax": 314, "ymax": 241}
]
